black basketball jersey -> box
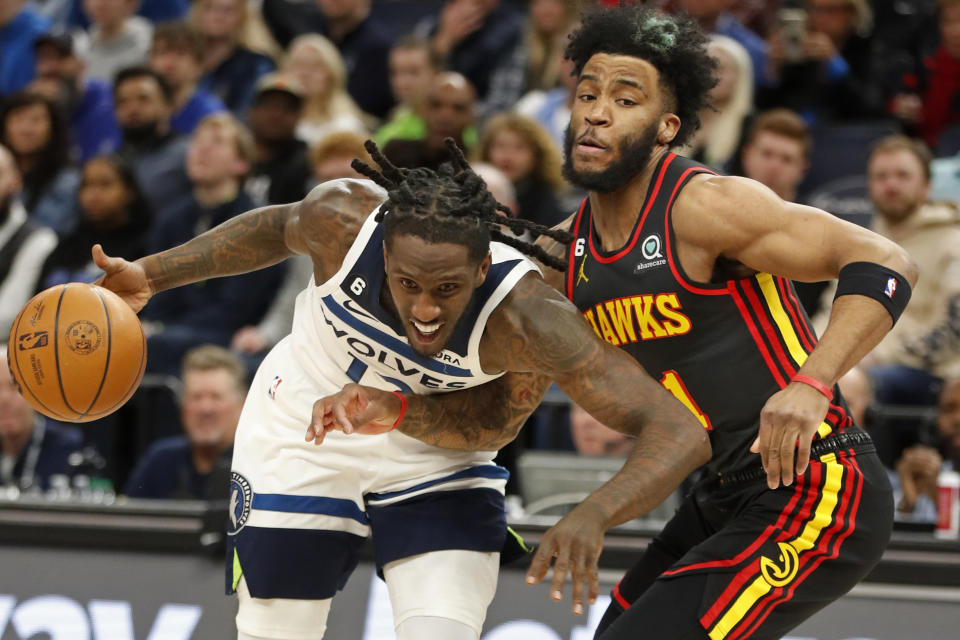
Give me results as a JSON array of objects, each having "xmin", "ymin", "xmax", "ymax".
[{"xmin": 565, "ymin": 153, "xmax": 852, "ymax": 474}]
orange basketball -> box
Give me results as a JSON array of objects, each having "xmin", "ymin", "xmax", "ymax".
[{"xmin": 6, "ymin": 283, "xmax": 146, "ymax": 423}]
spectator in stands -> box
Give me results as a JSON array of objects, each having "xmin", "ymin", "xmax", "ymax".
[
  {"xmin": 890, "ymin": 376, "xmax": 960, "ymax": 520},
  {"xmin": 889, "ymin": 0, "xmax": 960, "ymax": 150},
  {"xmin": 244, "ymin": 72, "xmax": 310, "ymax": 206},
  {"xmin": 416, "ymin": 0, "xmax": 526, "ymax": 118},
  {"xmin": 0, "ymin": 92, "xmax": 79, "ymax": 237},
  {"xmin": 760, "ymin": 0, "xmax": 885, "ymax": 122},
  {"xmin": 29, "ymin": 30, "xmax": 118, "ymax": 162},
  {"xmin": 569, "ymin": 402, "xmax": 633, "ymax": 457},
  {"xmin": 307, "ymin": 129, "xmax": 371, "ymax": 187},
  {"xmin": 280, "ymin": 34, "xmax": 370, "ymax": 146},
  {"xmin": 111, "ymin": 66, "xmax": 191, "ymax": 220},
  {"xmin": 374, "ymin": 35, "xmax": 441, "ymax": 147},
  {"xmin": 81, "ymin": 0, "xmax": 153, "ymax": 83},
  {"xmin": 677, "ymin": 34, "xmax": 754, "ymax": 171},
  {"xmin": 149, "ymin": 20, "xmax": 226, "ymax": 136},
  {"xmin": 471, "ymin": 161, "xmax": 532, "ymax": 243},
  {"xmin": 0, "ymin": 0, "xmax": 50, "ymax": 95},
  {"xmin": 189, "ymin": 0, "xmax": 277, "ymax": 117},
  {"xmin": 0, "ymin": 345, "xmax": 84, "ymax": 493},
  {"xmin": 142, "ymin": 113, "xmax": 285, "ymax": 377},
  {"xmin": 863, "ymin": 136, "xmax": 960, "ymax": 405},
  {"xmin": 474, "ymin": 112, "xmax": 567, "ymax": 229},
  {"xmin": 262, "ymin": 0, "xmax": 394, "ymax": 119},
  {"xmin": 37, "ymin": 154, "xmax": 149, "ymax": 290},
  {"xmin": 124, "ymin": 345, "xmax": 245, "ymax": 500},
  {"xmin": 521, "ymin": 0, "xmax": 581, "ymax": 94},
  {"xmin": 665, "ymin": 0, "xmax": 769, "ymax": 86},
  {"xmin": 383, "ymin": 71, "xmax": 476, "ymax": 171},
  {"xmin": 232, "ymin": 131, "xmax": 372, "ymax": 372},
  {"xmin": 0, "ymin": 145, "xmax": 57, "ymax": 339},
  {"xmin": 931, "ymin": 149, "xmax": 960, "ymax": 202},
  {"xmin": 515, "ymin": 31, "xmax": 577, "ymax": 151},
  {"xmin": 738, "ymin": 108, "xmax": 812, "ymax": 204}
]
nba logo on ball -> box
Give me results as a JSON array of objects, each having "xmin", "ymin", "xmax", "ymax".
[
  {"xmin": 885, "ymin": 277, "xmax": 897, "ymax": 299},
  {"xmin": 229, "ymin": 472, "xmax": 253, "ymax": 535}
]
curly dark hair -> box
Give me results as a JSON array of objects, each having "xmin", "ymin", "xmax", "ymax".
[
  {"xmin": 564, "ymin": 4, "xmax": 717, "ymax": 148},
  {"xmin": 351, "ymin": 139, "xmax": 573, "ymax": 271}
]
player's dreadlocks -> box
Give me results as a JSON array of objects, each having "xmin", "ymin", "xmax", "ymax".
[
  {"xmin": 351, "ymin": 139, "xmax": 573, "ymax": 271},
  {"xmin": 565, "ymin": 3, "xmax": 717, "ymax": 149}
]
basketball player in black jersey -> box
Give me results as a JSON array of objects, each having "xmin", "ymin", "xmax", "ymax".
[{"xmin": 317, "ymin": 5, "xmax": 918, "ymax": 640}]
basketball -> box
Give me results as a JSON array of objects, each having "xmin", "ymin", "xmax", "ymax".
[{"xmin": 6, "ymin": 283, "xmax": 146, "ymax": 423}]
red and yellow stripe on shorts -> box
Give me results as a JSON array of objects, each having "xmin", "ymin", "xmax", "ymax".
[{"xmin": 696, "ymin": 453, "xmax": 865, "ymax": 640}]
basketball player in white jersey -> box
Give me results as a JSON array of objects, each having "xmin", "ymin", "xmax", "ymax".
[{"xmin": 93, "ymin": 140, "xmax": 709, "ymax": 640}]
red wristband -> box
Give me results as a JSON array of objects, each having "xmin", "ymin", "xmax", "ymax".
[
  {"xmin": 791, "ymin": 374, "xmax": 833, "ymax": 402},
  {"xmin": 390, "ymin": 391, "xmax": 407, "ymax": 430}
]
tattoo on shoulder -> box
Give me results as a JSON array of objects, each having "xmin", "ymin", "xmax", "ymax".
[{"xmin": 299, "ymin": 179, "xmax": 388, "ymax": 279}]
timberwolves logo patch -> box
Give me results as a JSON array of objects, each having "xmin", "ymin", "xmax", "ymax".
[{"xmin": 228, "ymin": 472, "xmax": 253, "ymax": 535}]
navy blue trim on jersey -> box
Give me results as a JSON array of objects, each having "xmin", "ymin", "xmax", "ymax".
[
  {"xmin": 367, "ymin": 487, "xmax": 507, "ymax": 573},
  {"xmin": 227, "ymin": 526, "xmax": 365, "ymax": 598},
  {"xmin": 443, "ymin": 258, "xmax": 522, "ymax": 356},
  {"xmin": 339, "ymin": 221, "xmax": 524, "ymax": 358},
  {"xmin": 364, "ymin": 465, "xmax": 510, "ymax": 502},
  {"xmin": 322, "ymin": 294, "xmax": 474, "ymax": 376},
  {"xmin": 252, "ymin": 493, "xmax": 370, "ymax": 524}
]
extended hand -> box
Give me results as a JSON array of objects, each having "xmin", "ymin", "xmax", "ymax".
[
  {"xmin": 525, "ymin": 501, "xmax": 606, "ymax": 616},
  {"xmin": 92, "ymin": 244, "xmax": 153, "ymax": 312},
  {"xmin": 751, "ymin": 381, "xmax": 830, "ymax": 489},
  {"xmin": 305, "ymin": 383, "xmax": 402, "ymax": 444}
]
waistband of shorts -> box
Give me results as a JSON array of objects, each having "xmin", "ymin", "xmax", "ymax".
[{"xmin": 717, "ymin": 429, "xmax": 875, "ymax": 487}]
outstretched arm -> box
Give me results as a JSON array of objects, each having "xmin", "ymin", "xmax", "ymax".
[
  {"xmin": 94, "ymin": 179, "xmax": 385, "ymax": 311},
  {"xmin": 674, "ymin": 175, "xmax": 918, "ymax": 487}
]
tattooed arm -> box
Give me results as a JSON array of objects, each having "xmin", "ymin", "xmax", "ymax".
[
  {"xmin": 483, "ymin": 273, "xmax": 711, "ymax": 522},
  {"xmin": 93, "ymin": 179, "xmax": 386, "ymax": 311}
]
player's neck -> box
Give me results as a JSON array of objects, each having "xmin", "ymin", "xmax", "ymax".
[{"xmin": 587, "ymin": 147, "xmax": 668, "ymax": 252}]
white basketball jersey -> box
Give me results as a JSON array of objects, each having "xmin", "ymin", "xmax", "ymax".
[{"xmin": 289, "ymin": 209, "xmax": 540, "ymax": 393}]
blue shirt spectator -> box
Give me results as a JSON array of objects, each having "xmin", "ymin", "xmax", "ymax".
[
  {"xmin": 0, "ymin": 5, "xmax": 50, "ymax": 95},
  {"xmin": 125, "ymin": 436, "xmax": 233, "ymax": 499},
  {"xmin": 124, "ymin": 345, "xmax": 246, "ymax": 500},
  {"xmin": 1, "ymin": 349, "xmax": 86, "ymax": 494},
  {"xmin": 31, "ymin": 31, "xmax": 120, "ymax": 163},
  {"xmin": 67, "ymin": 0, "xmax": 189, "ymax": 29},
  {"xmin": 171, "ymin": 89, "xmax": 226, "ymax": 135},
  {"xmin": 198, "ymin": 48, "xmax": 275, "ymax": 117}
]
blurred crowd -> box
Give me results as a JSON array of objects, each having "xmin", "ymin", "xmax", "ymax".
[{"xmin": 0, "ymin": 0, "xmax": 957, "ymax": 525}]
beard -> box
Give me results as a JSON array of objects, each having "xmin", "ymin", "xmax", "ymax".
[
  {"xmin": 121, "ymin": 121, "xmax": 161, "ymax": 145},
  {"xmin": 562, "ymin": 121, "xmax": 660, "ymax": 193}
]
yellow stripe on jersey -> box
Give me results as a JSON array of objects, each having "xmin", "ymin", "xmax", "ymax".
[
  {"xmin": 756, "ymin": 273, "xmax": 808, "ymax": 368},
  {"xmin": 707, "ymin": 458, "xmax": 845, "ymax": 640}
]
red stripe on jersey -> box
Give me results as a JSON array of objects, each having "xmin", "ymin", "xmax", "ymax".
[
  {"xmin": 728, "ymin": 282, "xmax": 788, "ymax": 388},
  {"xmin": 612, "ymin": 581, "xmax": 631, "ymax": 610},
  {"xmin": 731, "ymin": 454, "xmax": 863, "ymax": 639},
  {"xmin": 566, "ymin": 198, "xmax": 589, "ymax": 301},
  {"xmin": 741, "ymin": 279, "xmax": 798, "ymax": 377},
  {"xmin": 588, "ymin": 154, "xmax": 675, "ymax": 264},
  {"xmin": 776, "ymin": 276, "xmax": 817, "ymax": 352},
  {"xmin": 663, "ymin": 169, "xmax": 728, "ymax": 296},
  {"xmin": 698, "ymin": 465, "xmax": 821, "ymax": 629}
]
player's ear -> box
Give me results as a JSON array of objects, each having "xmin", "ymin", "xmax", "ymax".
[
  {"xmin": 382, "ymin": 241, "xmax": 391, "ymax": 271},
  {"xmin": 658, "ymin": 113, "xmax": 681, "ymax": 145},
  {"xmin": 475, "ymin": 252, "xmax": 492, "ymax": 286}
]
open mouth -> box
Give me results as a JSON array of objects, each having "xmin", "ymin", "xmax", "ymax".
[
  {"xmin": 576, "ymin": 135, "xmax": 607, "ymax": 153},
  {"xmin": 411, "ymin": 320, "xmax": 443, "ymax": 344}
]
